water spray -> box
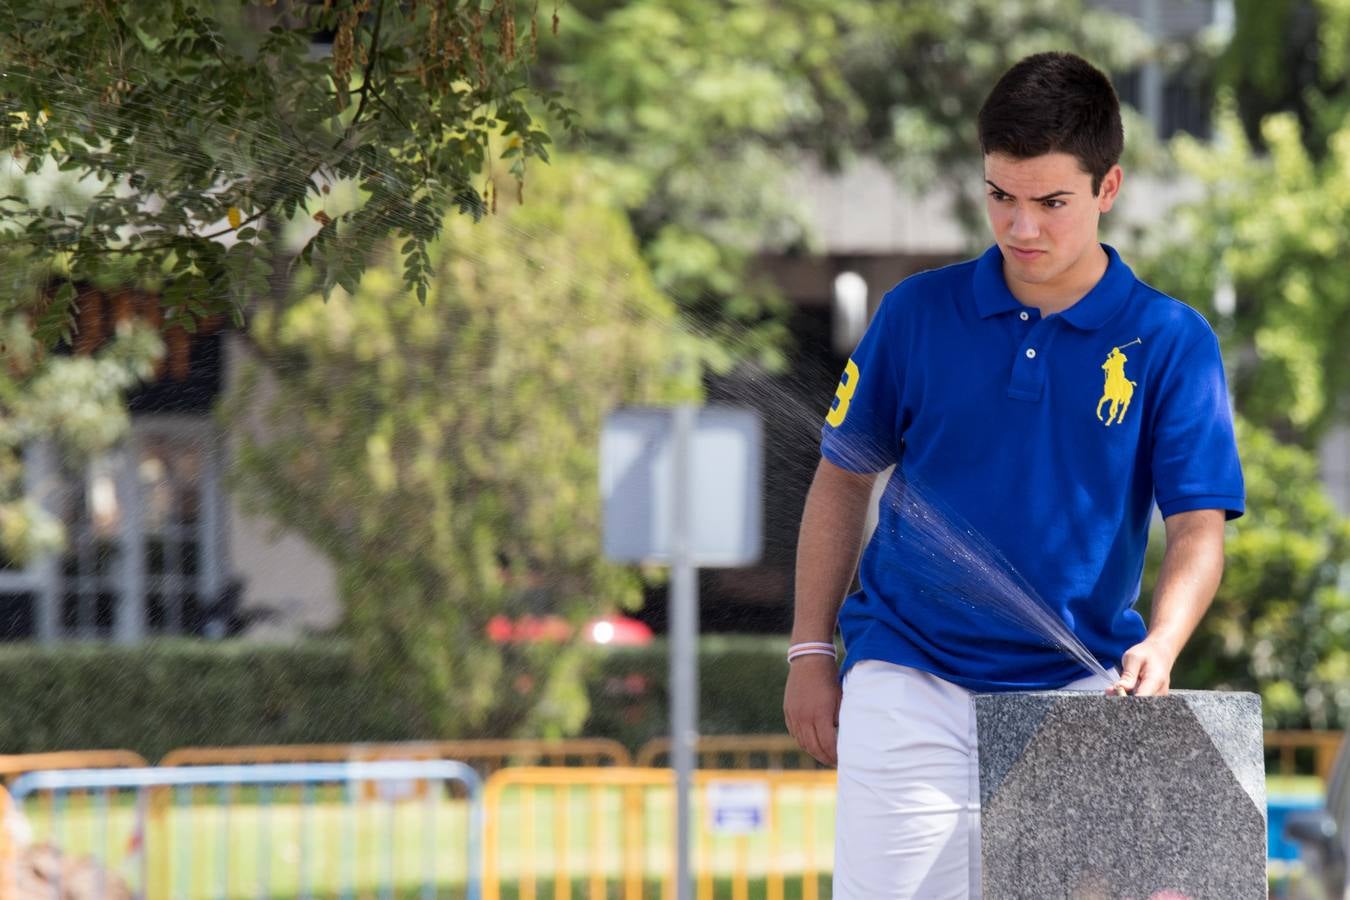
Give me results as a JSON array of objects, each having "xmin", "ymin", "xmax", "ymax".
[{"xmin": 877, "ymin": 472, "xmax": 1124, "ymax": 691}]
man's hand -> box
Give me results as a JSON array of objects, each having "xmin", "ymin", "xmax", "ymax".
[
  {"xmin": 784, "ymin": 656, "xmax": 842, "ymax": 767},
  {"xmin": 1108, "ymin": 509, "xmax": 1226, "ymax": 698},
  {"xmin": 1108, "ymin": 638, "xmax": 1177, "ymax": 696}
]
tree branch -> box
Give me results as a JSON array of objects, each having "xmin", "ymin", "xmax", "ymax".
[{"xmin": 339, "ymin": 0, "xmax": 387, "ymax": 150}]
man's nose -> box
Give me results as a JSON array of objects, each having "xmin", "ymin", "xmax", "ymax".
[{"xmin": 1010, "ymin": 207, "xmax": 1039, "ymax": 239}]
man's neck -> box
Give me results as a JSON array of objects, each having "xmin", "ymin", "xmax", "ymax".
[{"xmin": 1005, "ymin": 244, "xmax": 1109, "ymax": 315}]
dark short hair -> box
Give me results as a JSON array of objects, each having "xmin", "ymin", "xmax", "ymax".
[{"xmin": 978, "ymin": 52, "xmax": 1123, "ymax": 195}]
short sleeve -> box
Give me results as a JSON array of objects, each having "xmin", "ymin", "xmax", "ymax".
[
  {"xmin": 819, "ymin": 288, "xmax": 904, "ymax": 473},
  {"xmin": 1150, "ymin": 330, "xmax": 1245, "ymax": 520}
]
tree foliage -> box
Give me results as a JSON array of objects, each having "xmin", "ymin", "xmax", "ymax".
[
  {"xmin": 0, "ymin": 316, "xmax": 162, "ymax": 564},
  {"xmin": 224, "ymin": 162, "xmax": 703, "ymax": 736},
  {"xmin": 555, "ymin": 0, "xmax": 1150, "ymax": 369},
  {"xmin": 0, "ymin": 0, "xmax": 567, "ymax": 346},
  {"xmin": 1218, "ymin": 0, "xmax": 1350, "ymax": 158},
  {"xmin": 1, "ymin": 0, "xmax": 1151, "ymax": 367},
  {"xmin": 1139, "ymin": 110, "xmax": 1350, "ymax": 446},
  {"xmin": 1135, "ymin": 70, "xmax": 1350, "ymax": 728}
]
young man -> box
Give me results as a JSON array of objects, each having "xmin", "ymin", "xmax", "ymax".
[{"xmin": 782, "ymin": 52, "xmax": 1244, "ymax": 898}]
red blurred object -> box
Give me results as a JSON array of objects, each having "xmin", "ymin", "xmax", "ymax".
[
  {"xmin": 486, "ymin": 614, "xmax": 653, "ymax": 647},
  {"xmin": 585, "ymin": 615, "xmax": 653, "ymax": 646}
]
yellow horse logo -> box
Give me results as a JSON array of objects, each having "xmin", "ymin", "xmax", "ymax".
[{"xmin": 1097, "ymin": 338, "xmax": 1141, "ymax": 426}]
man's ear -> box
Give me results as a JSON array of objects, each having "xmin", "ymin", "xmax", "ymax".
[{"xmin": 1097, "ymin": 165, "xmax": 1123, "ymax": 213}]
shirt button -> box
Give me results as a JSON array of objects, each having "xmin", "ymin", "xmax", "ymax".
[
  {"xmin": 1025, "ymin": 348, "xmax": 1037, "ymax": 359},
  {"xmin": 1019, "ymin": 311, "xmax": 1030, "ymax": 321}
]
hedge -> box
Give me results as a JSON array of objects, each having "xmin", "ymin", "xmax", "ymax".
[
  {"xmin": 0, "ymin": 640, "xmax": 412, "ymax": 759},
  {"xmin": 582, "ymin": 635, "xmax": 792, "ymax": 750},
  {"xmin": 0, "ymin": 636, "xmax": 791, "ymax": 758}
]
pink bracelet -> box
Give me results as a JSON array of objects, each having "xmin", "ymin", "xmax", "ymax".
[
  {"xmin": 787, "ymin": 648, "xmax": 837, "ymax": 662},
  {"xmin": 787, "ymin": 641, "xmax": 837, "ymax": 662}
]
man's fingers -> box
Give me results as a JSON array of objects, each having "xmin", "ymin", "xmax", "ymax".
[
  {"xmin": 783, "ymin": 663, "xmax": 841, "ymax": 766},
  {"xmin": 1108, "ymin": 653, "xmax": 1171, "ymax": 696},
  {"xmin": 793, "ymin": 723, "xmax": 815, "ymax": 766},
  {"xmin": 797, "ymin": 724, "xmax": 823, "ymax": 766},
  {"xmin": 785, "ymin": 708, "xmax": 817, "ymax": 762},
  {"xmin": 1111, "ymin": 667, "xmax": 1139, "ymax": 695},
  {"xmin": 790, "ymin": 710, "xmax": 836, "ymax": 768},
  {"xmin": 1112, "ymin": 644, "xmax": 1152, "ymax": 694},
  {"xmin": 1133, "ymin": 666, "xmax": 1169, "ymax": 697},
  {"xmin": 821, "ymin": 713, "xmax": 839, "ymax": 767},
  {"xmin": 808, "ymin": 716, "xmax": 838, "ymax": 768}
]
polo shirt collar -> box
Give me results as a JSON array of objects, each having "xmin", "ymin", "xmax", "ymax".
[{"xmin": 973, "ymin": 243, "xmax": 1135, "ymax": 330}]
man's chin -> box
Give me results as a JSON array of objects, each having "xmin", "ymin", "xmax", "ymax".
[{"xmin": 1005, "ymin": 258, "xmax": 1058, "ymax": 285}]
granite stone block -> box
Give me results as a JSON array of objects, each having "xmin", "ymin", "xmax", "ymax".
[{"xmin": 974, "ymin": 690, "xmax": 1266, "ymax": 899}]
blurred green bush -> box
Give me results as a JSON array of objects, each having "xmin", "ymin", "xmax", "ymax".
[
  {"xmin": 4, "ymin": 621, "xmax": 1342, "ymax": 759},
  {"xmin": 0, "ymin": 641, "xmax": 412, "ymax": 759},
  {"xmin": 0, "ymin": 636, "xmax": 791, "ymax": 758},
  {"xmin": 581, "ymin": 636, "xmax": 792, "ymax": 750}
]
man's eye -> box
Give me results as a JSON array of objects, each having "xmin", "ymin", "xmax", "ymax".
[
  {"xmin": 989, "ymin": 192, "xmax": 1011, "ymax": 202},
  {"xmin": 1043, "ymin": 199, "xmax": 1065, "ymax": 209}
]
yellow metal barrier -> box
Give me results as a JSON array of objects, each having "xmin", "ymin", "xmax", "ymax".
[
  {"xmin": 637, "ymin": 731, "xmax": 1348, "ymax": 782},
  {"xmin": 0, "ymin": 754, "xmax": 152, "ymax": 898},
  {"xmin": 0, "ymin": 750, "xmax": 149, "ymax": 782},
  {"xmin": 161, "ymin": 737, "xmax": 631, "ymax": 775},
  {"xmin": 1265, "ymin": 729, "xmax": 1344, "ymax": 783},
  {"xmin": 153, "ymin": 739, "xmax": 627, "ymax": 896},
  {"xmin": 0, "ymin": 785, "xmax": 16, "ymax": 899},
  {"xmin": 636, "ymin": 736, "xmax": 820, "ymax": 771},
  {"xmin": 483, "ymin": 767, "xmax": 836, "ymax": 900}
]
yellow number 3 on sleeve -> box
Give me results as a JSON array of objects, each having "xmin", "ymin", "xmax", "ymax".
[{"xmin": 825, "ymin": 359, "xmax": 860, "ymax": 427}]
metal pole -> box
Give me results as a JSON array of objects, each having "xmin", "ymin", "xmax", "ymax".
[
  {"xmin": 115, "ymin": 440, "xmax": 147, "ymax": 643},
  {"xmin": 670, "ymin": 404, "xmax": 699, "ymax": 900},
  {"xmin": 25, "ymin": 441, "xmax": 62, "ymax": 642}
]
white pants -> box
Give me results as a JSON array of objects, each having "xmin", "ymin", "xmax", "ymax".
[{"xmin": 833, "ymin": 661, "xmax": 1113, "ymax": 899}]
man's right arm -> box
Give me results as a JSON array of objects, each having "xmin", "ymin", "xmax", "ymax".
[{"xmin": 783, "ymin": 456, "xmax": 878, "ymax": 767}]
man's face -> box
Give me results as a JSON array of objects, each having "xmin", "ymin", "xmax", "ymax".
[{"xmin": 983, "ymin": 151, "xmax": 1122, "ymax": 292}]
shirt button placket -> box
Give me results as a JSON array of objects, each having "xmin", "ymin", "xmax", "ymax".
[{"xmin": 1008, "ymin": 318, "xmax": 1051, "ymax": 401}]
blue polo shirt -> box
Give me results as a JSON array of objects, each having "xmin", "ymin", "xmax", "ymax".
[{"xmin": 820, "ymin": 244, "xmax": 1244, "ymax": 692}]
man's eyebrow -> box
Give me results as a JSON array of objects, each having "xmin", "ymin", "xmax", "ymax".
[{"xmin": 985, "ymin": 180, "xmax": 1075, "ymax": 202}]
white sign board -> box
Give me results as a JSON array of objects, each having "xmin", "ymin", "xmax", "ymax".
[
  {"xmin": 599, "ymin": 406, "xmax": 762, "ymax": 567},
  {"xmin": 705, "ymin": 780, "xmax": 771, "ymax": 835}
]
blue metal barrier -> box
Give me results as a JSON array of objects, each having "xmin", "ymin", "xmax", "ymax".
[{"xmin": 9, "ymin": 760, "xmax": 482, "ymax": 900}]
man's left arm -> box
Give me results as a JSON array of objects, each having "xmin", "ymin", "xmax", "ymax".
[{"xmin": 1111, "ymin": 508, "xmax": 1227, "ymax": 696}]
